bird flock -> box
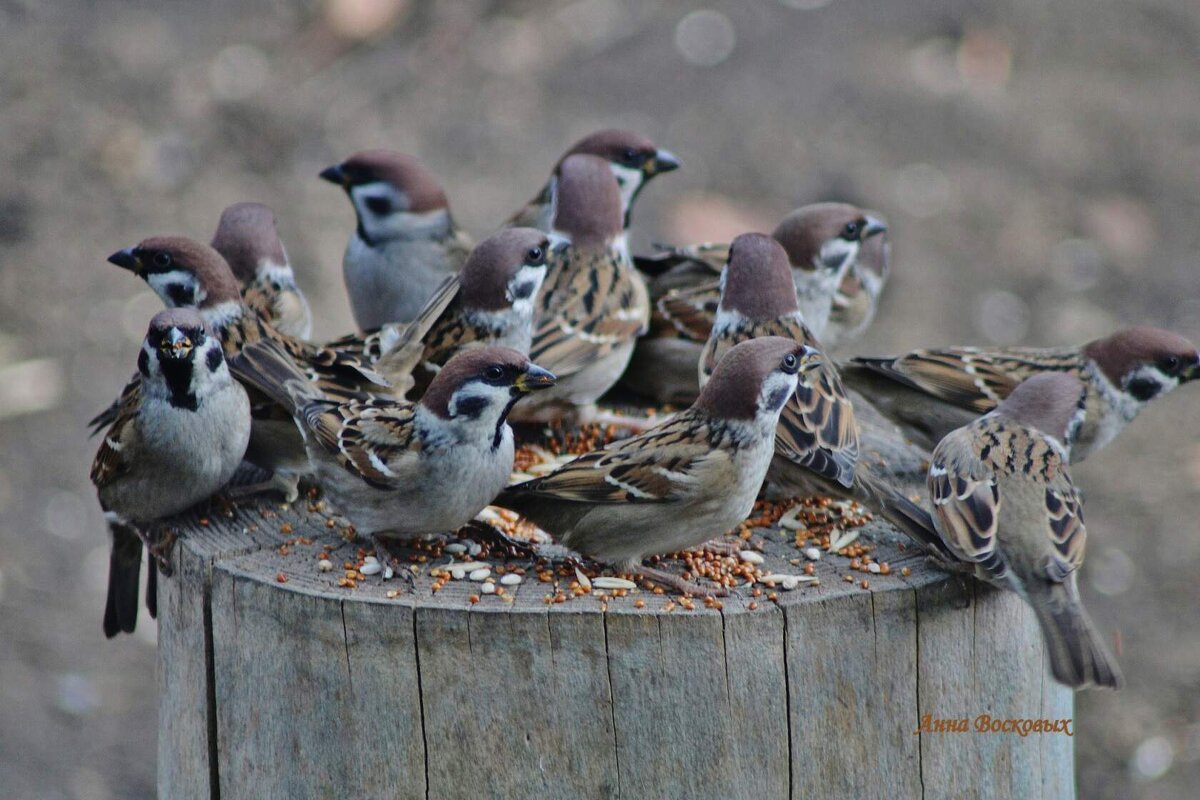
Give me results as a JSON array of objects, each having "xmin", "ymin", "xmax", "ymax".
[{"xmin": 90, "ymin": 129, "xmax": 1200, "ymax": 690}]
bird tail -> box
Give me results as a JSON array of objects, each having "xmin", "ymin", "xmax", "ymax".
[
  {"xmin": 1031, "ymin": 576, "xmax": 1123, "ymax": 690},
  {"xmin": 229, "ymin": 339, "xmax": 322, "ymax": 415},
  {"xmin": 103, "ymin": 521, "xmax": 143, "ymax": 638},
  {"xmin": 853, "ymin": 469, "xmax": 959, "ymax": 562}
]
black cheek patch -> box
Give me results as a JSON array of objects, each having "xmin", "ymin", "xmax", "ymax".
[
  {"xmin": 206, "ymin": 346, "xmax": 223, "ymax": 373},
  {"xmin": 166, "ymin": 283, "xmax": 195, "ymax": 307},
  {"xmin": 1126, "ymin": 377, "xmax": 1162, "ymax": 402},
  {"xmin": 453, "ymin": 395, "xmax": 490, "ymax": 420},
  {"xmin": 137, "ymin": 349, "xmax": 150, "ymax": 378},
  {"xmin": 765, "ymin": 385, "xmax": 791, "ymax": 412},
  {"xmin": 511, "ymin": 282, "xmax": 534, "ymax": 300}
]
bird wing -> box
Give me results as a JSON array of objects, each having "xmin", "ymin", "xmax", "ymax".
[
  {"xmin": 300, "ymin": 396, "xmax": 423, "ymax": 490},
  {"xmin": 88, "ymin": 372, "xmax": 140, "ymax": 436},
  {"xmin": 507, "ymin": 410, "xmax": 724, "ymax": 503},
  {"xmin": 374, "ymin": 273, "xmax": 463, "ymax": 394},
  {"xmin": 529, "ymin": 249, "xmax": 649, "ymax": 377},
  {"xmin": 851, "ymin": 346, "xmax": 1080, "ymax": 413},
  {"xmin": 655, "ymin": 280, "xmax": 721, "ymax": 343},
  {"xmin": 90, "ymin": 392, "xmax": 141, "ymax": 490},
  {"xmin": 928, "ymin": 426, "xmax": 1007, "ymax": 579}
]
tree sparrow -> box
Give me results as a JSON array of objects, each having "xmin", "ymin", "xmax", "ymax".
[
  {"xmin": 845, "ymin": 326, "xmax": 1200, "ymax": 461},
  {"xmin": 509, "ymin": 154, "xmax": 650, "ymax": 425},
  {"xmin": 928, "ymin": 373, "xmax": 1122, "ymax": 689},
  {"xmin": 507, "ymin": 128, "xmax": 680, "ymax": 232},
  {"xmin": 370, "ymin": 227, "xmax": 561, "ymax": 398},
  {"xmin": 103, "ymin": 237, "xmax": 387, "ymax": 499},
  {"xmin": 92, "ymin": 309, "xmax": 251, "ymax": 637},
  {"xmin": 230, "ymin": 340, "xmax": 555, "ymax": 569},
  {"xmin": 629, "ymin": 203, "xmax": 887, "ymax": 404},
  {"xmin": 210, "ymin": 201, "xmax": 312, "ymax": 339},
  {"xmin": 698, "ymin": 234, "xmax": 949, "ymax": 558},
  {"xmin": 496, "ymin": 337, "xmax": 820, "ymax": 595},
  {"xmin": 320, "ymin": 150, "xmax": 473, "ymax": 328}
]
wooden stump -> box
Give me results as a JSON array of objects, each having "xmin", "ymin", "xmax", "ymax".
[{"xmin": 155, "ymin": 416, "xmax": 1077, "ymax": 800}]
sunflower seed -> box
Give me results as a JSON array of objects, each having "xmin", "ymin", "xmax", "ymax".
[
  {"xmin": 468, "ymin": 568, "xmax": 491, "ymax": 581},
  {"xmin": 443, "ymin": 543, "xmax": 467, "ymax": 555},
  {"xmin": 360, "ymin": 561, "xmax": 382, "ymax": 576},
  {"xmin": 592, "ymin": 577, "xmax": 636, "ymax": 590},
  {"xmin": 739, "ymin": 550, "xmax": 764, "ymax": 565},
  {"xmin": 317, "ymin": 559, "xmax": 333, "ymax": 572},
  {"xmin": 803, "ymin": 547, "xmax": 822, "ymax": 561},
  {"xmin": 480, "ymin": 582, "xmax": 496, "ymax": 595},
  {"xmin": 500, "ymin": 573, "xmax": 522, "ymax": 586}
]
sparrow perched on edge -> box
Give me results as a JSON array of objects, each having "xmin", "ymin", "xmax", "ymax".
[
  {"xmin": 320, "ymin": 150, "xmax": 473, "ymax": 328},
  {"xmin": 844, "ymin": 326, "xmax": 1200, "ymax": 461},
  {"xmin": 509, "ymin": 153, "xmax": 650, "ymax": 426},
  {"xmin": 101, "ymin": 237, "xmax": 388, "ymax": 500},
  {"xmin": 928, "ymin": 373, "xmax": 1122, "ymax": 689},
  {"xmin": 698, "ymin": 234, "xmax": 949, "ymax": 557},
  {"xmin": 628, "ymin": 203, "xmax": 888, "ymax": 404},
  {"xmin": 506, "ymin": 128, "xmax": 680, "ymax": 232},
  {"xmin": 230, "ymin": 340, "xmax": 555, "ymax": 572},
  {"xmin": 495, "ymin": 337, "xmax": 819, "ymax": 596},
  {"xmin": 92, "ymin": 309, "xmax": 251, "ymax": 637},
  {"xmin": 210, "ymin": 201, "xmax": 312, "ymax": 339}
]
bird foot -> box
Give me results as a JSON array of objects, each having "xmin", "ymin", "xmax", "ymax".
[
  {"xmin": 632, "ymin": 564, "xmax": 728, "ymax": 597},
  {"xmin": 458, "ymin": 519, "xmax": 539, "ymax": 560},
  {"xmin": 372, "ymin": 535, "xmax": 414, "ymax": 588},
  {"xmin": 693, "ymin": 537, "xmax": 742, "ymax": 557},
  {"xmin": 145, "ymin": 529, "xmax": 177, "ymax": 577}
]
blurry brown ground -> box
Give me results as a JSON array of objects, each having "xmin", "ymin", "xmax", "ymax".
[{"xmin": 2, "ymin": 1, "xmax": 1200, "ymax": 797}]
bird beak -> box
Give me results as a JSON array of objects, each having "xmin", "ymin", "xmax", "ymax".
[
  {"xmin": 646, "ymin": 149, "xmax": 681, "ymax": 176},
  {"xmin": 159, "ymin": 327, "xmax": 193, "ymax": 359},
  {"xmin": 547, "ymin": 234, "xmax": 571, "ymax": 256},
  {"xmin": 319, "ymin": 164, "xmax": 349, "ymax": 187},
  {"xmin": 107, "ymin": 247, "xmax": 142, "ymax": 274},
  {"xmin": 863, "ymin": 215, "xmax": 889, "ymax": 238},
  {"xmin": 1183, "ymin": 360, "xmax": 1200, "ymax": 382},
  {"xmin": 797, "ymin": 345, "xmax": 824, "ymax": 373},
  {"xmin": 515, "ymin": 364, "xmax": 557, "ymax": 393}
]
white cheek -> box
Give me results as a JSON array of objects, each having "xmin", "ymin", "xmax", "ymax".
[
  {"xmin": 757, "ymin": 372, "xmax": 799, "ymax": 416},
  {"xmin": 608, "ymin": 164, "xmax": 643, "ymax": 210}
]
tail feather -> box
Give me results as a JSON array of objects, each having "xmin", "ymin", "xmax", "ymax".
[
  {"xmin": 229, "ymin": 339, "xmax": 321, "ymax": 414},
  {"xmin": 103, "ymin": 522, "xmax": 142, "ymax": 638},
  {"xmin": 853, "ymin": 469, "xmax": 959, "ymax": 562},
  {"xmin": 1032, "ymin": 578, "xmax": 1123, "ymax": 690}
]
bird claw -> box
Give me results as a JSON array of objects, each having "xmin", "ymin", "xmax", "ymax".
[
  {"xmin": 632, "ymin": 564, "xmax": 728, "ymax": 597},
  {"xmin": 459, "ymin": 519, "xmax": 539, "ymax": 560},
  {"xmin": 226, "ymin": 473, "xmax": 300, "ymax": 504},
  {"xmin": 146, "ymin": 530, "xmax": 177, "ymax": 577}
]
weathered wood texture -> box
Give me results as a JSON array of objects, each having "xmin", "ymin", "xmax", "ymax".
[{"xmin": 155, "ymin": 421, "xmax": 1077, "ymax": 800}]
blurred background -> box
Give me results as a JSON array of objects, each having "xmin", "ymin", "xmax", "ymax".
[{"xmin": 2, "ymin": 0, "xmax": 1199, "ymax": 797}]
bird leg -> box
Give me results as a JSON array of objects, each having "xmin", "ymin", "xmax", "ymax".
[
  {"xmin": 143, "ymin": 527, "xmax": 177, "ymax": 577},
  {"xmin": 372, "ymin": 535, "xmax": 415, "ymax": 588},
  {"xmin": 692, "ymin": 537, "xmax": 743, "ymax": 557},
  {"xmin": 632, "ymin": 564, "xmax": 728, "ymax": 597}
]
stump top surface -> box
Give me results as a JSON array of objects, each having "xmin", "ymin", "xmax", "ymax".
[{"xmin": 176, "ymin": 403, "xmax": 953, "ymax": 617}]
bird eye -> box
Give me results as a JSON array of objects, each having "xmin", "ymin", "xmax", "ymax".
[
  {"xmin": 526, "ymin": 246, "xmax": 544, "ymax": 265},
  {"xmin": 1160, "ymin": 354, "xmax": 1181, "ymax": 373},
  {"xmin": 365, "ymin": 196, "xmax": 392, "ymax": 216},
  {"xmin": 622, "ymin": 148, "xmax": 640, "ymax": 165},
  {"xmin": 485, "ymin": 365, "xmax": 505, "ymax": 382},
  {"xmin": 781, "ymin": 353, "xmax": 799, "ymax": 374},
  {"xmin": 842, "ymin": 221, "xmax": 862, "ymax": 240},
  {"xmin": 153, "ymin": 252, "xmax": 172, "ymax": 268}
]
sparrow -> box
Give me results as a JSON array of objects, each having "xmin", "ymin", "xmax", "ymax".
[
  {"xmin": 506, "ymin": 128, "xmax": 680, "ymax": 232},
  {"xmin": 92, "ymin": 309, "xmax": 251, "ymax": 637},
  {"xmin": 509, "ymin": 153, "xmax": 650, "ymax": 425},
  {"xmin": 844, "ymin": 326, "xmax": 1200, "ymax": 461},
  {"xmin": 210, "ymin": 201, "xmax": 312, "ymax": 339},
  {"xmin": 495, "ymin": 337, "xmax": 820, "ymax": 595},
  {"xmin": 230, "ymin": 339, "xmax": 556, "ymax": 568},
  {"xmin": 321, "ymin": 227, "xmax": 560, "ymax": 400},
  {"xmin": 825, "ymin": 208, "xmax": 891, "ymax": 347},
  {"xmin": 927, "ymin": 372, "xmax": 1122, "ymax": 689},
  {"xmin": 627, "ymin": 203, "xmax": 888, "ymax": 404},
  {"xmin": 320, "ymin": 150, "xmax": 473, "ymax": 329},
  {"xmin": 101, "ymin": 237, "xmax": 387, "ymax": 499},
  {"xmin": 698, "ymin": 234, "xmax": 949, "ymax": 557}
]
